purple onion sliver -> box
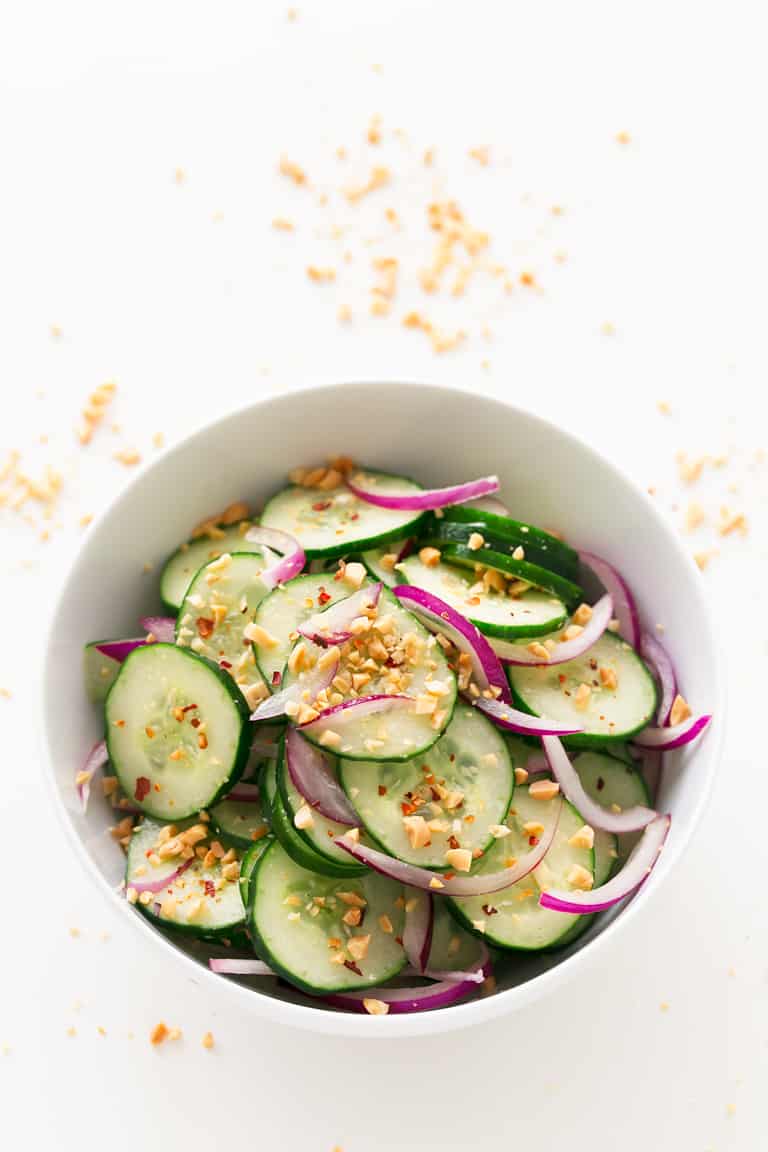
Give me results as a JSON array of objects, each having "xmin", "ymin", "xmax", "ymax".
[
  {"xmin": 639, "ymin": 632, "xmax": 678, "ymax": 726},
  {"xmin": 474, "ymin": 697, "xmax": 584, "ymax": 737},
  {"xmin": 244, "ymin": 526, "xmax": 305, "ymax": 589},
  {"xmin": 140, "ymin": 616, "xmax": 176, "ymax": 642},
  {"xmin": 285, "ymin": 726, "xmax": 357, "ymax": 825},
  {"xmin": 334, "ymin": 800, "xmax": 561, "ymax": 896},
  {"xmin": 494, "ymin": 594, "xmax": 613, "ymax": 668},
  {"xmin": 298, "ymin": 583, "xmax": 382, "ymax": 647},
  {"xmin": 224, "ymin": 783, "xmax": 262, "ymax": 803},
  {"xmin": 542, "ymin": 735, "xmax": 657, "ymax": 833},
  {"xmin": 632, "ymin": 714, "xmax": 712, "ymax": 751},
  {"xmin": 539, "ymin": 813, "xmax": 671, "ymax": 914},
  {"xmin": 250, "ymin": 649, "xmax": 340, "ymax": 722},
  {"xmin": 322, "ymin": 947, "xmax": 491, "ymax": 1014},
  {"xmin": 94, "ymin": 638, "xmax": 145, "ymax": 663},
  {"xmin": 300, "ymin": 694, "xmax": 412, "ymax": 735},
  {"xmin": 392, "ymin": 584, "xmax": 511, "ymax": 703},
  {"xmin": 76, "ymin": 739, "xmax": 109, "ymax": 813},
  {"xmin": 209, "ymin": 958, "xmax": 276, "ymax": 976},
  {"xmin": 130, "ymin": 857, "xmax": 194, "ymax": 895},
  {"xmin": 578, "ymin": 550, "xmax": 639, "ymax": 647},
  {"xmin": 347, "ymin": 473, "xmax": 500, "ymax": 513},
  {"xmin": 402, "ymin": 890, "xmax": 434, "ymax": 973}
]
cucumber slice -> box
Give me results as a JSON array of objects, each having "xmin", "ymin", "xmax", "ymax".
[
  {"xmin": 427, "ymin": 899, "xmax": 486, "ymax": 971},
  {"xmin": 239, "ymin": 837, "xmax": 273, "ymax": 909},
  {"xmin": 252, "ymin": 573, "xmax": 354, "ymax": 687},
  {"xmin": 271, "ymin": 785, "xmax": 366, "ymax": 878},
  {"xmin": 427, "ymin": 508, "xmax": 579, "ymax": 579},
  {"xmin": 447, "ymin": 787, "xmax": 594, "ymax": 951},
  {"xmin": 126, "ymin": 818, "xmax": 246, "ymax": 938},
  {"xmin": 210, "ymin": 796, "xmax": 271, "ymax": 849},
  {"xmin": 507, "ymin": 631, "xmax": 658, "ymax": 747},
  {"xmin": 83, "ymin": 642, "xmax": 121, "ymax": 703},
  {"xmin": 261, "ymin": 470, "xmax": 426, "ymax": 559},
  {"xmin": 277, "ymin": 741, "xmax": 369, "ymax": 872},
  {"xmin": 396, "ymin": 553, "xmax": 567, "ymax": 639},
  {"xmin": 574, "ymin": 750, "xmax": 651, "ymax": 869},
  {"xmin": 339, "ymin": 704, "xmax": 513, "ymax": 869},
  {"xmin": 360, "ymin": 539, "xmax": 409, "ymax": 587},
  {"xmin": 435, "ymin": 543, "xmax": 583, "ymax": 609},
  {"xmin": 105, "ymin": 643, "xmax": 251, "ymax": 820},
  {"xmin": 160, "ymin": 520, "xmax": 259, "ymax": 612},
  {"xmin": 249, "ymin": 839, "xmax": 406, "ymax": 993},
  {"xmin": 285, "ymin": 588, "xmax": 457, "ymax": 761},
  {"xmin": 260, "ymin": 757, "xmax": 278, "ymax": 816},
  {"xmin": 176, "ymin": 552, "xmax": 269, "ymax": 704}
]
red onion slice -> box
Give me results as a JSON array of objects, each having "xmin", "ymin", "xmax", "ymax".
[
  {"xmin": 632, "ymin": 714, "xmax": 712, "ymax": 750},
  {"xmin": 323, "ymin": 947, "xmax": 491, "ymax": 1014},
  {"xmin": 474, "ymin": 697, "xmax": 584, "ymax": 737},
  {"xmin": 298, "ymin": 583, "xmax": 382, "ymax": 646},
  {"xmin": 579, "ymin": 551, "xmax": 639, "ymax": 647},
  {"xmin": 542, "ymin": 735, "xmax": 657, "ymax": 833},
  {"xmin": 139, "ymin": 616, "xmax": 175, "ymax": 642},
  {"xmin": 250, "ymin": 649, "xmax": 340, "ymax": 721},
  {"xmin": 285, "ymin": 727, "xmax": 357, "ymax": 825},
  {"xmin": 300, "ymin": 694, "xmax": 413, "ymax": 737},
  {"xmin": 334, "ymin": 799, "xmax": 561, "ymax": 895},
  {"xmin": 130, "ymin": 857, "xmax": 194, "ymax": 895},
  {"xmin": 94, "ymin": 638, "xmax": 145, "ymax": 662},
  {"xmin": 244, "ymin": 526, "xmax": 305, "ymax": 589},
  {"xmin": 495, "ymin": 594, "xmax": 614, "ymax": 668},
  {"xmin": 209, "ymin": 958, "xmax": 276, "ymax": 976},
  {"xmin": 403, "ymin": 890, "xmax": 434, "ymax": 973},
  {"xmin": 347, "ymin": 473, "xmax": 500, "ymax": 512},
  {"xmin": 639, "ymin": 632, "xmax": 677, "ymax": 725},
  {"xmin": 224, "ymin": 782, "xmax": 262, "ymax": 803},
  {"xmin": 539, "ymin": 812, "xmax": 671, "ymax": 913},
  {"xmin": 76, "ymin": 739, "xmax": 109, "ymax": 812},
  {"xmin": 421, "ymin": 966, "xmax": 486, "ymax": 985},
  {"xmin": 392, "ymin": 584, "xmax": 511, "ymax": 703}
]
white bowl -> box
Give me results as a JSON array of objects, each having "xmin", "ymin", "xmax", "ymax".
[{"xmin": 42, "ymin": 381, "xmax": 722, "ymax": 1038}]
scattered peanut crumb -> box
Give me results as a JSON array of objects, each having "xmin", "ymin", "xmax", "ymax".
[
  {"xmin": 469, "ymin": 146, "xmax": 490, "ymax": 166},
  {"xmin": 615, "ymin": 131, "xmax": 632, "ymax": 145},
  {"xmin": 279, "ymin": 157, "xmax": 307, "ymax": 185},
  {"xmin": 345, "ymin": 166, "xmax": 390, "ymax": 203},
  {"xmin": 659, "ymin": 1001, "xmax": 670, "ymax": 1012},
  {"xmin": 114, "ymin": 448, "xmax": 141, "ymax": 467},
  {"xmin": 202, "ymin": 1031, "xmax": 215, "ymax": 1049},
  {"xmin": 684, "ymin": 502, "xmax": 705, "ymax": 533},
  {"xmin": 272, "ymin": 217, "xmax": 294, "ymax": 231},
  {"xmin": 306, "ymin": 266, "xmax": 336, "ymax": 283}
]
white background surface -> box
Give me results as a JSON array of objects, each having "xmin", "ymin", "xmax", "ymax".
[{"xmin": 1, "ymin": 3, "xmax": 766, "ymax": 1149}]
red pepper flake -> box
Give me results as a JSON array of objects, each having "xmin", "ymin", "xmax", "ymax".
[
  {"xmin": 449, "ymin": 754, "xmax": 456, "ymax": 763},
  {"xmin": 349, "ymin": 513, "xmax": 359, "ymax": 521},
  {"xmin": 448, "ymin": 835, "xmax": 460, "ymax": 850},
  {"xmin": 135, "ymin": 776, "xmax": 151, "ymax": 802},
  {"xmin": 378, "ymin": 785, "xmax": 387, "ymax": 796},
  {"xmin": 220, "ymin": 660, "xmax": 232, "ymax": 669},
  {"xmin": 464, "ymin": 814, "xmax": 475, "ymax": 824},
  {"xmin": 558, "ymin": 674, "xmax": 567, "ymax": 684},
  {"xmin": 272, "ymin": 670, "xmax": 282, "ymax": 686},
  {"xmin": 481, "ymin": 904, "xmax": 499, "ymax": 916},
  {"xmin": 312, "ymin": 501, "xmax": 332, "ymax": 512},
  {"xmin": 203, "ymin": 880, "xmax": 215, "ymax": 898},
  {"xmin": 182, "ymin": 703, "xmax": 198, "ymax": 713},
  {"xmin": 596, "ymin": 776, "xmax": 605, "ymax": 791},
  {"xmin": 589, "ymin": 658, "xmax": 598, "ymax": 671},
  {"xmin": 401, "ymin": 801, "xmax": 417, "ymax": 816},
  {"xmin": 190, "ymin": 717, "xmax": 201, "ymax": 728},
  {"xmin": 528, "ymin": 835, "xmax": 539, "ymax": 846},
  {"xmin": 154, "ymin": 783, "xmax": 161, "ymax": 792},
  {"xmin": 343, "ymin": 960, "xmax": 362, "ymax": 976},
  {"xmin": 318, "ymin": 588, "xmax": 332, "ymax": 606},
  {"xmin": 196, "ymin": 617, "xmax": 214, "ymax": 639},
  {"xmin": 444, "ymin": 871, "xmax": 455, "ymax": 880},
  {"xmin": 394, "ymin": 935, "xmax": 403, "ymax": 946}
]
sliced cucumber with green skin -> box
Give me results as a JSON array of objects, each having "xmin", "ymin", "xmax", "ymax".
[
  {"xmin": 83, "ymin": 643, "xmax": 121, "ymax": 703},
  {"xmin": 574, "ymin": 750, "xmax": 651, "ymax": 869},
  {"xmin": 507, "ymin": 631, "xmax": 658, "ymax": 747},
  {"xmin": 252, "ymin": 573, "xmax": 355, "ymax": 687},
  {"xmin": 271, "ymin": 786, "xmax": 366, "ymax": 878},
  {"xmin": 239, "ymin": 837, "xmax": 273, "ymax": 909},
  {"xmin": 427, "ymin": 899, "xmax": 486, "ymax": 971},
  {"xmin": 447, "ymin": 787, "xmax": 593, "ymax": 951},
  {"xmin": 285, "ymin": 589, "xmax": 457, "ymax": 762},
  {"xmin": 211, "ymin": 796, "xmax": 271, "ymax": 849},
  {"xmin": 396, "ymin": 553, "xmax": 567, "ymax": 639},
  {"xmin": 126, "ymin": 818, "xmax": 246, "ymax": 938},
  {"xmin": 277, "ymin": 746, "xmax": 368, "ymax": 872},
  {"xmin": 249, "ymin": 839, "xmax": 406, "ymax": 994},
  {"xmin": 360, "ymin": 539, "xmax": 409, "ymax": 587},
  {"xmin": 105, "ymin": 643, "xmax": 251, "ymax": 820},
  {"xmin": 160, "ymin": 520, "xmax": 259, "ymax": 613},
  {"xmin": 260, "ymin": 757, "xmax": 278, "ymax": 817},
  {"xmin": 426, "ymin": 509, "xmax": 579, "ymax": 579},
  {"xmin": 339, "ymin": 704, "xmax": 513, "ymax": 870},
  {"xmin": 434, "ymin": 543, "xmax": 583, "ymax": 610},
  {"xmin": 176, "ymin": 552, "xmax": 269, "ymax": 702},
  {"xmin": 261, "ymin": 470, "xmax": 426, "ymax": 559}
]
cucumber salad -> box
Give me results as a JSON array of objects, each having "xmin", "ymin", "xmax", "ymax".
[{"xmin": 79, "ymin": 462, "xmax": 712, "ymax": 1016}]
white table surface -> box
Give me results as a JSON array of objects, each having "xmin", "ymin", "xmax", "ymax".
[{"xmin": 1, "ymin": 3, "xmax": 766, "ymax": 1149}]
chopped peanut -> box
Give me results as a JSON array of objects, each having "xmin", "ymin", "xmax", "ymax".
[
  {"xmin": 244, "ymin": 622, "xmax": 279, "ymax": 647},
  {"xmin": 294, "ymin": 804, "xmax": 315, "ymax": 831},
  {"xmin": 568, "ymin": 825, "xmax": 595, "ymax": 850},
  {"xmin": 599, "ymin": 667, "xmax": 618, "ymax": 691},
  {"xmin": 528, "ymin": 780, "xmax": 560, "ymax": 801},
  {"xmin": 562, "ymin": 624, "xmax": 584, "ymax": 642},
  {"xmin": 418, "ymin": 546, "xmax": 442, "ymax": 568},
  {"xmin": 573, "ymin": 683, "xmax": 591, "ymax": 711},
  {"xmin": 514, "ymin": 767, "xmax": 529, "ymax": 786},
  {"xmin": 343, "ymin": 562, "xmax": 367, "ymax": 589},
  {"xmin": 346, "ymin": 934, "xmax": 371, "ymax": 962},
  {"xmin": 467, "ymin": 532, "xmax": 485, "ymax": 551},
  {"xmin": 670, "ymin": 694, "xmax": 692, "ymax": 726},
  {"xmin": 445, "ymin": 847, "xmax": 472, "ymax": 872},
  {"xmin": 567, "ymin": 864, "xmax": 594, "ymax": 891},
  {"xmin": 403, "ymin": 814, "xmax": 431, "ymax": 850},
  {"xmin": 363, "ymin": 998, "xmax": 389, "ymax": 1016},
  {"xmin": 526, "ymin": 642, "xmax": 550, "ymax": 661},
  {"xmin": 572, "ymin": 603, "xmax": 593, "ymax": 626}
]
